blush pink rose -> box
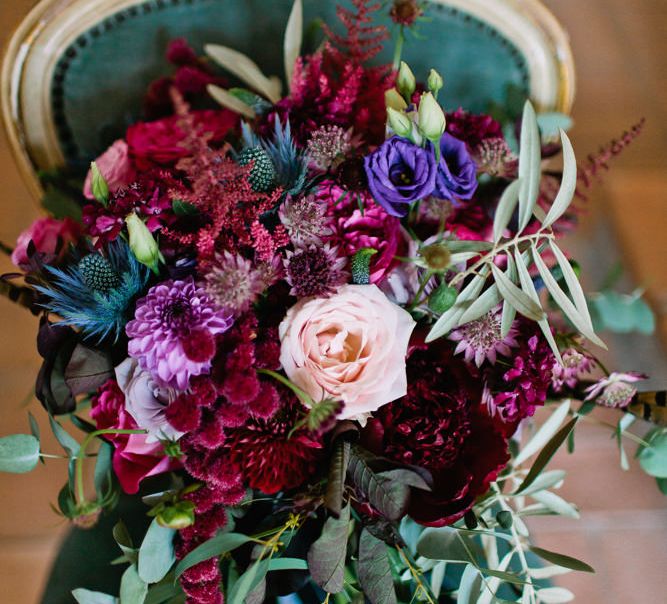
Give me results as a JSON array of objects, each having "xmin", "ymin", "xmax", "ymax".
[
  {"xmin": 279, "ymin": 284, "xmax": 416, "ymax": 420},
  {"xmin": 83, "ymin": 140, "xmax": 136, "ymax": 200},
  {"xmin": 11, "ymin": 217, "xmax": 81, "ymax": 269}
]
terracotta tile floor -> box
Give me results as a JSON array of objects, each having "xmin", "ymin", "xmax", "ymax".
[{"xmin": 0, "ymin": 0, "xmax": 666, "ymax": 602}]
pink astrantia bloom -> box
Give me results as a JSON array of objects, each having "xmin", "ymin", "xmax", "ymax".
[
  {"xmin": 126, "ymin": 277, "xmax": 233, "ymax": 390},
  {"xmin": 585, "ymin": 371, "xmax": 647, "ymax": 408},
  {"xmin": 551, "ymin": 347, "xmax": 596, "ymax": 392},
  {"xmin": 449, "ymin": 309, "xmax": 518, "ymax": 367}
]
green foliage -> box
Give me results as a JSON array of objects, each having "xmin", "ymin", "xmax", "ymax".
[
  {"xmin": 138, "ymin": 519, "xmax": 176, "ymax": 584},
  {"xmin": 530, "ymin": 546, "xmax": 594, "ymax": 573},
  {"xmin": 325, "ymin": 439, "xmax": 351, "ymax": 517},
  {"xmin": 120, "ymin": 564, "xmax": 148, "ymax": 604},
  {"xmin": 71, "ymin": 589, "xmax": 118, "ymax": 604},
  {"xmin": 637, "ymin": 428, "xmax": 667, "ymax": 478},
  {"xmin": 589, "ymin": 290, "xmax": 655, "ymax": 334},
  {"xmin": 171, "ymin": 199, "xmax": 199, "ymax": 216},
  {"xmin": 0, "ymin": 434, "xmax": 40, "ymax": 473},
  {"xmin": 174, "ymin": 532, "xmax": 251, "ymax": 579},
  {"xmin": 357, "ymin": 528, "xmax": 397, "ymax": 604}
]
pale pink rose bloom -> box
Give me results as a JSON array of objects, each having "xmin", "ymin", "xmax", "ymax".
[
  {"xmin": 279, "ymin": 284, "xmax": 416, "ymax": 420},
  {"xmin": 83, "ymin": 139, "xmax": 136, "ymax": 200}
]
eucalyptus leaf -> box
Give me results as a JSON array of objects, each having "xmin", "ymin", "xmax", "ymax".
[
  {"xmin": 307, "ymin": 504, "xmax": 350, "ymax": 593},
  {"xmin": 138, "ymin": 519, "xmax": 176, "ymax": 583},
  {"xmin": 431, "ymin": 561, "xmax": 447, "ymax": 598},
  {"xmin": 72, "ymin": 589, "xmax": 118, "ymax": 604},
  {"xmin": 517, "ymin": 101, "xmax": 541, "ymax": 232},
  {"xmin": 531, "ymin": 491, "xmax": 579, "ymax": 519},
  {"xmin": 48, "ymin": 415, "xmax": 80, "ymax": 457},
  {"xmin": 228, "ymin": 559, "xmax": 270, "ymax": 604},
  {"xmin": 532, "ymin": 243, "xmax": 606, "ymax": 349},
  {"xmin": 492, "ymin": 264, "xmax": 545, "ymax": 321},
  {"xmin": 514, "ymin": 400, "xmax": 571, "ymax": 467},
  {"xmin": 515, "ymin": 417, "xmax": 578, "ymax": 494},
  {"xmin": 541, "ymin": 130, "xmax": 577, "ymax": 229},
  {"xmin": 357, "ymin": 528, "xmax": 397, "ymax": 604},
  {"xmin": 120, "ymin": 565, "xmax": 148, "ymax": 604},
  {"xmin": 174, "ymin": 532, "xmax": 252, "ymax": 579},
  {"xmin": 0, "ymin": 434, "xmax": 40, "ymax": 474},
  {"xmin": 284, "ymin": 0, "xmax": 303, "ymax": 90},
  {"xmin": 113, "ymin": 521, "xmax": 138, "ymax": 565},
  {"xmin": 637, "ymin": 429, "xmax": 667, "ymax": 478},
  {"xmin": 266, "ymin": 557, "xmax": 309, "ymax": 571},
  {"xmin": 493, "ymin": 179, "xmax": 522, "ymax": 242}
]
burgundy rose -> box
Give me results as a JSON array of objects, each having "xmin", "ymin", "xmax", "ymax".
[
  {"xmin": 127, "ymin": 109, "xmax": 237, "ymax": 171},
  {"xmin": 364, "ymin": 136, "xmax": 437, "ymax": 217},
  {"xmin": 91, "ymin": 379, "xmax": 179, "ymax": 494},
  {"xmin": 361, "ymin": 341, "xmax": 509, "ymax": 526}
]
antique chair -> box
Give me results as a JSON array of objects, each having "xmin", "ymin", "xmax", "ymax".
[{"xmin": 1, "ymin": 1, "xmax": 575, "ymax": 601}]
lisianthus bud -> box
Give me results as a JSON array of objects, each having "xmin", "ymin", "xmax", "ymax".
[
  {"xmin": 418, "ymin": 92, "xmax": 446, "ymax": 143},
  {"xmin": 90, "ymin": 162, "xmax": 109, "ymax": 206},
  {"xmin": 385, "ymin": 88, "xmax": 408, "ymax": 111},
  {"xmin": 72, "ymin": 503, "xmax": 102, "ymax": 529},
  {"xmin": 157, "ymin": 501, "xmax": 196, "ymax": 529},
  {"xmin": 420, "ymin": 242, "xmax": 451, "ymax": 271},
  {"xmin": 427, "ymin": 69, "xmax": 444, "ymax": 97},
  {"xmin": 126, "ymin": 213, "xmax": 161, "ymax": 274},
  {"xmin": 397, "ymin": 61, "xmax": 416, "ymax": 100},
  {"xmin": 386, "ymin": 107, "xmax": 412, "ymax": 138}
]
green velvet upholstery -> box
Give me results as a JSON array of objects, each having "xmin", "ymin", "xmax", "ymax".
[{"xmin": 52, "ymin": 0, "xmax": 528, "ymax": 170}]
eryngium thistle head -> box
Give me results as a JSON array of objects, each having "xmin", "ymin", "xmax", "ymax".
[
  {"xmin": 279, "ymin": 194, "xmax": 333, "ymax": 245},
  {"xmin": 78, "ymin": 254, "xmax": 121, "ymax": 293},
  {"xmin": 238, "ymin": 147, "xmax": 276, "ymax": 192},
  {"xmin": 284, "ymin": 243, "xmax": 348, "ymax": 298},
  {"xmin": 36, "ymin": 241, "xmax": 149, "ymax": 342}
]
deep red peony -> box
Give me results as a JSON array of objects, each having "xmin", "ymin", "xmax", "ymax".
[{"xmin": 361, "ymin": 341, "xmax": 509, "ymax": 526}]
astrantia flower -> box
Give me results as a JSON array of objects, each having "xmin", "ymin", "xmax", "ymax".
[
  {"xmin": 585, "ymin": 371, "xmax": 646, "ymax": 408},
  {"xmin": 126, "ymin": 277, "xmax": 233, "ymax": 390},
  {"xmin": 473, "ymin": 137, "xmax": 518, "ymax": 179},
  {"xmin": 284, "ymin": 244, "xmax": 348, "ymax": 298},
  {"xmin": 279, "ymin": 194, "xmax": 333, "ymax": 245},
  {"xmin": 551, "ymin": 347, "xmax": 596, "ymax": 392},
  {"xmin": 202, "ymin": 252, "xmax": 267, "ymax": 315},
  {"xmin": 450, "ymin": 309, "xmax": 518, "ymax": 367},
  {"xmin": 307, "ymin": 124, "xmax": 355, "ymax": 170},
  {"xmin": 36, "ymin": 241, "xmax": 150, "ymax": 342},
  {"xmin": 361, "ymin": 342, "xmax": 509, "ymax": 526}
]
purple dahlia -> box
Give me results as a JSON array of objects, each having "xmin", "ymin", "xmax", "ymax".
[{"xmin": 126, "ymin": 277, "xmax": 233, "ymax": 390}]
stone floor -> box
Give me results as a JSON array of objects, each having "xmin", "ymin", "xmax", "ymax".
[{"xmin": 0, "ymin": 0, "xmax": 665, "ymax": 603}]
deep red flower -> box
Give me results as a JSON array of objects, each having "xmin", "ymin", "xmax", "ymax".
[
  {"xmin": 361, "ymin": 342, "xmax": 509, "ymax": 526},
  {"xmin": 446, "ymin": 108, "xmax": 504, "ymax": 151}
]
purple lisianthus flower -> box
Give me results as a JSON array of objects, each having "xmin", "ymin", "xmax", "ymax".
[
  {"xmin": 126, "ymin": 277, "xmax": 233, "ymax": 390},
  {"xmin": 364, "ymin": 136, "xmax": 437, "ymax": 217},
  {"xmin": 434, "ymin": 133, "xmax": 478, "ymax": 202},
  {"xmin": 115, "ymin": 357, "xmax": 182, "ymax": 443}
]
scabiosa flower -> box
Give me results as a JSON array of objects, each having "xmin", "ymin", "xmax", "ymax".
[
  {"xmin": 225, "ymin": 400, "xmax": 324, "ymax": 494},
  {"xmin": 551, "ymin": 347, "xmax": 596, "ymax": 392},
  {"xmin": 390, "ymin": 0, "xmax": 424, "ymax": 26},
  {"xmin": 450, "ymin": 309, "xmax": 518, "ymax": 367},
  {"xmin": 473, "ymin": 137, "xmax": 518, "ymax": 179},
  {"xmin": 279, "ymin": 193, "xmax": 333, "ymax": 245},
  {"xmin": 202, "ymin": 251, "xmax": 267, "ymax": 316},
  {"xmin": 585, "ymin": 371, "xmax": 646, "ymax": 408},
  {"xmin": 36, "ymin": 241, "xmax": 150, "ymax": 342},
  {"xmin": 126, "ymin": 277, "xmax": 233, "ymax": 390},
  {"xmin": 307, "ymin": 124, "xmax": 355, "ymax": 170},
  {"xmin": 284, "ymin": 243, "xmax": 349, "ymax": 298}
]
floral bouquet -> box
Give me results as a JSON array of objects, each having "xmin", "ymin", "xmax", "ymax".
[{"xmin": 1, "ymin": 1, "xmax": 664, "ymax": 603}]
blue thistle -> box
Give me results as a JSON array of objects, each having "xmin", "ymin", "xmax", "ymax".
[
  {"xmin": 35, "ymin": 241, "xmax": 150, "ymax": 342},
  {"xmin": 242, "ymin": 119, "xmax": 310, "ymax": 197}
]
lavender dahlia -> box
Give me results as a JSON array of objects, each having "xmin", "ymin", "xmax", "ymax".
[
  {"xmin": 126, "ymin": 277, "xmax": 233, "ymax": 390},
  {"xmin": 364, "ymin": 136, "xmax": 437, "ymax": 217}
]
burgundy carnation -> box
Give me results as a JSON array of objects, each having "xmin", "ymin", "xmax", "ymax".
[{"xmin": 361, "ymin": 342, "xmax": 509, "ymax": 526}]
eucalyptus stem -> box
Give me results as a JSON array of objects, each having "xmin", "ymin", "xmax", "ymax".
[{"xmin": 74, "ymin": 428, "xmax": 146, "ymax": 506}]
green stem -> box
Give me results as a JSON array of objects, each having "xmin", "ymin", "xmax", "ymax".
[
  {"xmin": 0, "ymin": 241, "xmax": 14, "ymax": 256},
  {"xmin": 74, "ymin": 429, "xmax": 145, "ymax": 506},
  {"xmin": 392, "ymin": 27, "xmax": 405, "ymax": 70},
  {"xmin": 408, "ymin": 269, "xmax": 434, "ymax": 311},
  {"xmin": 257, "ymin": 368, "xmax": 314, "ymax": 406}
]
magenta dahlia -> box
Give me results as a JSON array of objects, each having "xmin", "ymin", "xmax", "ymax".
[{"xmin": 126, "ymin": 277, "xmax": 233, "ymax": 390}]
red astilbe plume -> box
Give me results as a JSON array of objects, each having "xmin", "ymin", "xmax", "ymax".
[
  {"xmin": 576, "ymin": 118, "xmax": 645, "ymax": 199},
  {"xmin": 276, "ymin": 0, "xmax": 393, "ymax": 146},
  {"xmin": 161, "ymin": 91, "xmax": 286, "ymax": 263}
]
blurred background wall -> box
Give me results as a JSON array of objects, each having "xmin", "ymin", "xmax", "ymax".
[{"xmin": 0, "ymin": 0, "xmax": 665, "ymax": 602}]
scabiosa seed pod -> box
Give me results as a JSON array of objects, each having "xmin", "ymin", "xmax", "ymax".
[
  {"xmin": 238, "ymin": 146, "xmax": 276, "ymax": 192},
  {"xmin": 78, "ymin": 254, "xmax": 121, "ymax": 293}
]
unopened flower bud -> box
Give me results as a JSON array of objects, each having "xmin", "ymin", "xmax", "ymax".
[
  {"xmin": 90, "ymin": 162, "xmax": 109, "ymax": 206},
  {"xmin": 385, "ymin": 87, "xmax": 408, "ymax": 111},
  {"xmin": 157, "ymin": 502, "xmax": 195, "ymax": 530},
  {"xmin": 427, "ymin": 69, "xmax": 444, "ymax": 97},
  {"xmin": 386, "ymin": 107, "xmax": 412, "ymax": 138},
  {"xmin": 417, "ymin": 92, "xmax": 446, "ymax": 143},
  {"xmin": 397, "ymin": 61, "xmax": 416, "ymax": 100},
  {"xmin": 126, "ymin": 213, "xmax": 161, "ymax": 275},
  {"xmin": 72, "ymin": 503, "xmax": 102, "ymax": 529}
]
